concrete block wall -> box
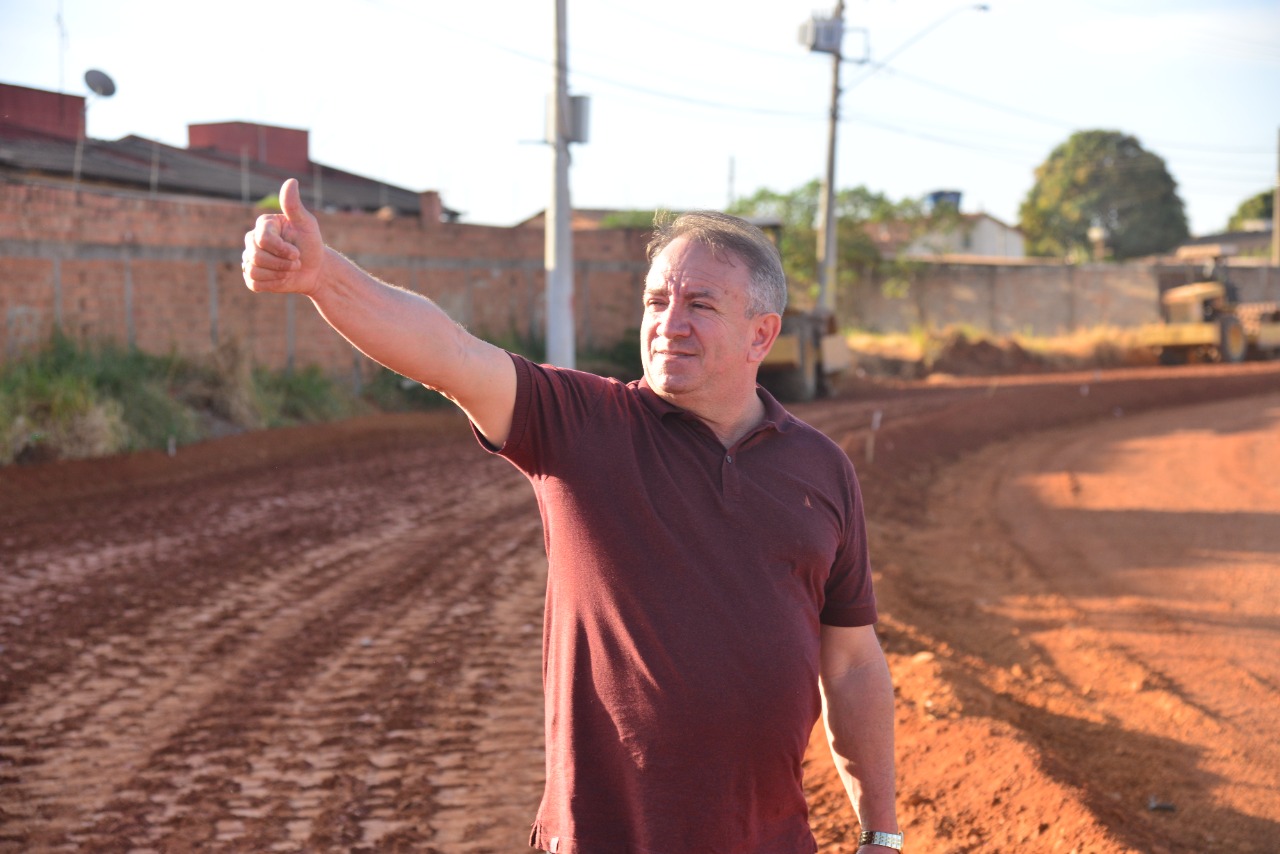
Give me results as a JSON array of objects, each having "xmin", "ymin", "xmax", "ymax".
[{"xmin": 842, "ymin": 260, "xmax": 1164, "ymax": 336}]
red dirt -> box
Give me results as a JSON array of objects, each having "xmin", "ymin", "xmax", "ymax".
[{"xmin": 2, "ymin": 362, "xmax": 1278, "ymax": 853}]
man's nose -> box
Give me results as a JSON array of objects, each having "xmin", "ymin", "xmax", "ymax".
[{"xmin": 658, "ymin": 303, "xmax": 692, "ymax": 337}]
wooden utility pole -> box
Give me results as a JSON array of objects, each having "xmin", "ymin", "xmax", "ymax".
[{"xmin": 545, "ymin": 0, "xmax": 575, "ymax": 369}]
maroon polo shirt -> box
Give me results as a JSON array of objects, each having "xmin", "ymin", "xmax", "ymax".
[{"xmin": 480, "ymin": 353, "xmax": 877, "ymax": 854}]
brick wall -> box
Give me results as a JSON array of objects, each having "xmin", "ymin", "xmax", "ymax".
[
  {"xmin": 4, "ymin": 180, "xmax": 1277, "ymax": 378},
  {"xmin": 0, "ymin": 181, "xmax": 650, "ymax": 378}
]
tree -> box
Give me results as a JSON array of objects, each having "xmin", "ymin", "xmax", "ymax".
[
  {"xmin": 1019, "ymin": 130, "xmax": 1189, "ymax": 260},
  {"xmin": 1226, "ymin": 190, "xmax": 1273, "ymax": 232},
  {"xmin": 598, "ymin": 210, "xmax": 662, "ymax": 229},
  {"xmin": 728, "ymin": 180, "xmax": 934, "ymax": 309}
]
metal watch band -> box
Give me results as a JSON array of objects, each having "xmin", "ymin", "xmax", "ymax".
[{"xmin": 858, "ymin": 830, "xmax": 904, "ymax": 850}]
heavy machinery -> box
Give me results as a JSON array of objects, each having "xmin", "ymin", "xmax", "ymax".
[
  {"xmin": 759, "ymin": 309, "xmax": 852, "ymax": 401},
  {"xmin": 749, "ymin": 217, "xmax": 853, "ymax": 402},
  {"xmin": 1139, "ymin": 244, "xmax": 1280, "ymax": 364}
]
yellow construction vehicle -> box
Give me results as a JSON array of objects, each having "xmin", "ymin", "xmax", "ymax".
[
  {"xmin": 747, "ymin": 215, "xmax": 853, "ymax": 402},
  {"xmin": 1139, "ymin": 245, "xmax": 1280, "ymax": 364},
  {"xmin": 759, "ymin": 309, "xmax": 852, "ymax": 401}
]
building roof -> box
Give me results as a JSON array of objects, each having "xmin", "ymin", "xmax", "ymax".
[
  {"xmin": 864, "ymin": 212, "xmax": 1024, "ymax": 256},
  {"xmin": 0, "ymin": 82, "xmax": 458, "ymax": 220},
  {"xmin": 517, "ymin": 207, "xmax": 784, "ymax": 235},
  {"xmin": 1178, "ymin": 227, "xmax": 1273, "ymax": 256}
]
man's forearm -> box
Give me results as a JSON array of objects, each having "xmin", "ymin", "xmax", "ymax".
[
  {"xmin": 242, "ymin": 178, "xmax": 517, "ymax": 445},
  {"xmin": 307, "ymin": 248, "xmax": 517, "ymax": 446},
  {"xmin": 820, "ymin": 651, "xmax": 898, "ymax": 834},
  {"xmin": 309, "ymin": 248, "xmax": 473, "ymax": 390}
]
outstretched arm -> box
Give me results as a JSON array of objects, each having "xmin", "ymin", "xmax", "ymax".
[
  {"xmin": 819, "ymin": 623, "xmax": 900, "ymax": 851},
  {"xmin": 242, "ymin": 179, "xmax": 516, "ymax": 446}
]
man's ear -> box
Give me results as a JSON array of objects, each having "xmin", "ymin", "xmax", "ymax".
[{"xmin": 748, "ymin": 313, "xmax": 783, "ymax": 363}]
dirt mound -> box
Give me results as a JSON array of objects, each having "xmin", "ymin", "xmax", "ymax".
[{"xmin": 928, "ymin": 330, "xmax": 1048, "ymax": 377}]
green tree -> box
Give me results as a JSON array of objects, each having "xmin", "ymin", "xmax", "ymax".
[
  {"xmin": 728, "ymin": 180, "xmax": 933, "ymax": 309},
  {"xmin": 1019, "ymin": 130, "xmax": 1189, "ymax": 260},
  {"xmin": 598, "ymin": 210, "xmax": 663, "ymax": 229},
  {"xmin": 728, "ymin": 180, "xmax": 822, "ymax": 296},
  {"xmin": 1226, "ymin": 190, "xmax": 1273, "ymax": 232}
]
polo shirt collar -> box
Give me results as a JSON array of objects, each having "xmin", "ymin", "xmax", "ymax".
[{"xmin": 633, "ymin": 376, "xmax": 797, "ymax": 442}]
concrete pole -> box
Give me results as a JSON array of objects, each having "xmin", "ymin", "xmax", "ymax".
[
  {"xmin": 815, "ymin": 0, "xmax": 845, "ymax": 318},
  {"xmin": 1272, "ymin": 126, "xmax": 1278, "ymax": 267},
  {"xmin": 545, "ymin": 0, "xmax": 576, "ymax": 368}
]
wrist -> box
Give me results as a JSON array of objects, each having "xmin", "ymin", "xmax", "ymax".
[
  {"xmin": 858, "ymin": 829, "xmax": 904, "ymax": 851},
  {"xmin": 311, "ymin": 246, "xmax": 348, "ymax": 299}
]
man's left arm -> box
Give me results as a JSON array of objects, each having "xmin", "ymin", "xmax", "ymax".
[{"xmin": 819, "ymin": 623, "xmax": 899, "ymax": 851}]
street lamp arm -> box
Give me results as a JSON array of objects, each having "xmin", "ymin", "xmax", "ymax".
[{"xmin": 845, "ymin": 3, "xmax": 988, "ymax": 90}]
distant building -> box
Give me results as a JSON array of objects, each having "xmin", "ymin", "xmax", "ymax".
[
  {"xmin": 864, "ymin": 211, "xmax": 1026, "ymax": 261},
  {"xmin": 517, "ymin": 208, "xmax": 631, "ymax": 230},
  {"xmin": 1176, "ymin": 224, "xmax": 1273, "ymax": 259},
  {"xmin": 517, "ymin": 208, "xmax": 784, "ymax": 244},
  {"xmin": 0, "ymin": 80, "xmax": 459, "ymax": 221},
  {"xmin": 902, "ymin": 212, "xmax": 1026, "ymax": 259}
]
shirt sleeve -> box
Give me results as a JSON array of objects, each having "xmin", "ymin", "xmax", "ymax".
[
  {"xmin": 818, "ymin": 457, "xmax": 878, "ymax": 627},
  {"xmin": 472, "ymin": 352, "xmax": 610, "ymax": 477}
]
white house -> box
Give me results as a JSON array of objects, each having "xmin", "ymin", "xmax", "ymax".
[{"xmin": 900, "ymin": 212, "xmax": 1026, "ymax": 259}]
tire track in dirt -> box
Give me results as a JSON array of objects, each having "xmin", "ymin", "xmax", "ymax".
[
  {"xmin": 5, "ymin": 366, "xmax": 1280, "ymax": 853},
  {"xmin": 2, "ymin": 436, "xmax": 550, "ymax": 852},
  {"xmin": 0, "ymin": 439, "xmax": 501, "ymax": 697}
]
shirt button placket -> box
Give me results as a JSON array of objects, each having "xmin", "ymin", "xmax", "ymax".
[{"xmin": 722, "ymin": 451, "xmax": 741, "ymax": 499}]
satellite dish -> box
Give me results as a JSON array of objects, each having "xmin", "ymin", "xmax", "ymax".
[{"xmin": 84, "ymin": 69, "xmax": 116, "ymax": 98}]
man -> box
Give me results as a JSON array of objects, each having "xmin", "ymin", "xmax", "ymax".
[{"xmin": 243, "ymin": 179, "xmax": 900, "ymax": 853}]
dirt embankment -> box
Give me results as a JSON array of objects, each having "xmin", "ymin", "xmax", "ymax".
[{"xmin": 2, "ymin": 362, "xmax": 1278, "ymax": 853}]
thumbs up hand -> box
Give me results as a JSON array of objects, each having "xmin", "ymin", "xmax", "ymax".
[{"xmin": 242, "ymin": 178, "xmax": 326, "ymax": 296}]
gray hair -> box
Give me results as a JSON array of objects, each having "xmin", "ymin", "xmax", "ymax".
[{"xmin": 647, "ymin": 211, "xmax": 788, "ymax": 317}]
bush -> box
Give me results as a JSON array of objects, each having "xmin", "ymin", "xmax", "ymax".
[
  {"xmin": 0, "ymin": 334, "xmax": 369, "ymax": 465},
  {"xmin": 0, "ymin": 333, "xmax": 191, "ymax": 463},
  {"xmin": 360, "ymin": 367, "xmax": 451, "ymax": 412},
  {"xmin": 254, "ymin": 364, "xmax": 362, "ymax": 427}
]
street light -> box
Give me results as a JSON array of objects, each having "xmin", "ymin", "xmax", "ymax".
[
  {"xmin": 800, "ymin": 3, "xmax": 988, "ymax": 316},
  {"xmin": 1087, "ymin": 224, "xmax": 1108, "ymax": 262},
  {"xmin": 857, "ymin": 4, "xmax": 989, "ymax": 86}
]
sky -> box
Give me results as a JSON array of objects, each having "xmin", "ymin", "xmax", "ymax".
[{"xmin": 1, "ymin": 0, "xmax": 1276, "ymax": 236}]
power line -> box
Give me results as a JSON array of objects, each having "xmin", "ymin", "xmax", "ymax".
[
  {"xmin": 858, "ymin": 64, "xmax": 1273, "ymax": 157},
  {"xmin": 416, "ymin": 8, "xmax": 1272, "ymax": 167},
  {"xmin": 588, "ymin": 0, "xmax": 811, "ymax": 64}
]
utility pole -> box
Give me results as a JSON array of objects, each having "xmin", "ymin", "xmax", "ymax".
[
  {"xmin": 545, "ymin": 0, "xmax": 575, "ymax": 368},
  {"xmin": 801, "ymin": 3, "xmax": 986, "ymax": 316},
  {"xmin": 1272, "ymin": 126, "xmax": 1279, "ymax": 266},
  {"xmin": 809, "ymin": 1, "xmax": 845, "ymax": 318}
]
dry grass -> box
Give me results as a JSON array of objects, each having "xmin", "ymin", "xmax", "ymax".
[
  {"xmin": 845, "ymin": 325, "xmax": 1155, "ymax": 379},
  {"xmin": 1012, "ymin": 326, "xmax": 1156, "ymax": 369}
]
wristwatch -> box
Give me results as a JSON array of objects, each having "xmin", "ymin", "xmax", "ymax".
[{"xmin": 858, "ymin": 830, "xmax": 904, "ymax": 851}]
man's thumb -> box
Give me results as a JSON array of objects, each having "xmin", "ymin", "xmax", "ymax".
[{"xmin": 279, "ymin": 178, "xmax": 312, "ymax": 226}]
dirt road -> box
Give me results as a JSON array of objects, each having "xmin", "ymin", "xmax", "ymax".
[{"xmin": 2, "ymin": 363, "xmax": 1278, "ymax": 853}]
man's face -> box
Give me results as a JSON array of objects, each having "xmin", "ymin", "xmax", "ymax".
[{"xmin": 641, "ymin": 237, "xmax": 768, "ymax": 403}]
